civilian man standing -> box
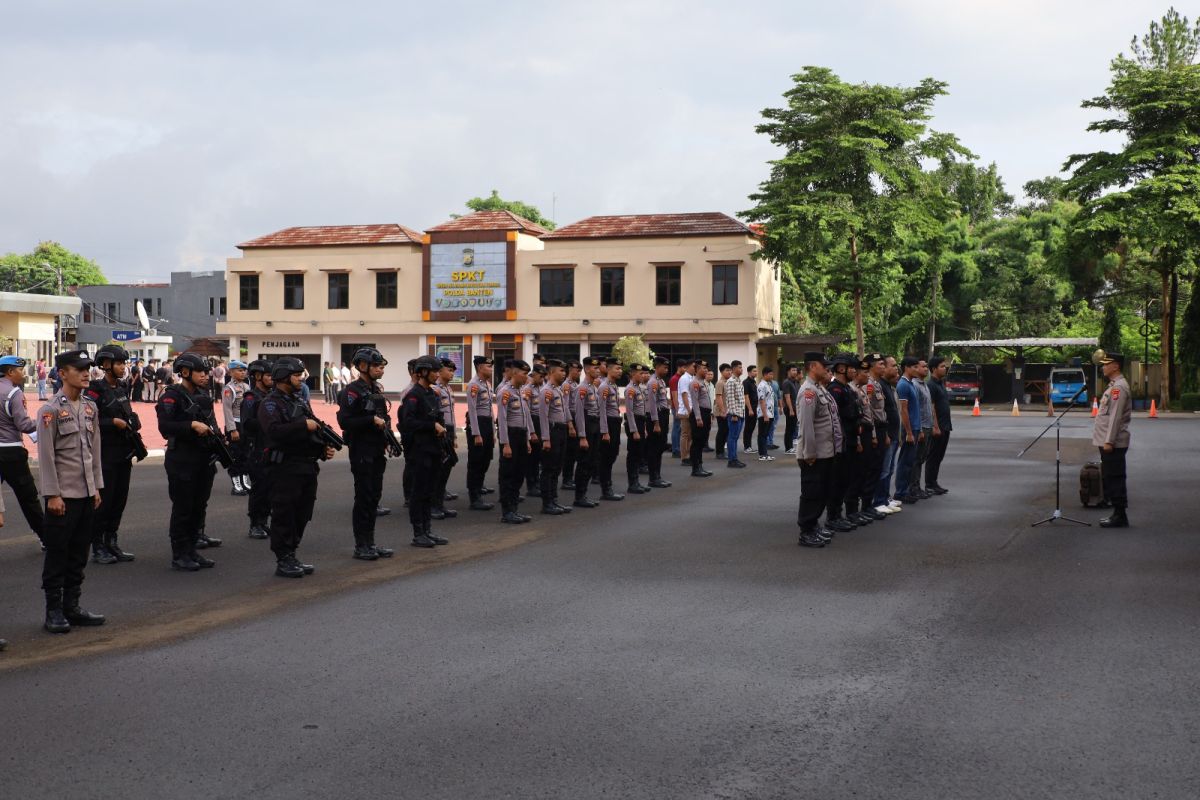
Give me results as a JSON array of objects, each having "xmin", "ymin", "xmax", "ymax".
[
  {"xmin": 723, "ymin": 361, "xmax": 747, "ymax": 468},
  {"xmin": 925, "ymin": 356, "xmax": 953, "ymax": 494},
  {"xmin": 893, "ymin": 357, "xmax": 922, "ymax": 505},
  {"xmin": 742, "ymin": 364, "xmax": 759, "ymax": 454},
  {"xmin": 908, "ymin": 359, "xmax": 936, "ymax": 500},
  {"xmin": 781, "ymin": 365, "xmax": 799, "ymax": 455}
]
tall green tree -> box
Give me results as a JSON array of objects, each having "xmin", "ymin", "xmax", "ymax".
[
  {"xmin": 1100, "ymin": 299, "xmax": 1123, "ymax": 353},
  {"xmin": 1179, "ymin": 269, "xmax": 1200, "ymax": 392},
  {"xmin": 456, "ymin": 190, "xmax": 556, "ymax": 230},
  {"xmin": 0, "ymin": 241, "xmax": 108, "ymax": 292},
  {"xmin": 744, "ymin": 66, "xmax": 969, "ymax": 354}
]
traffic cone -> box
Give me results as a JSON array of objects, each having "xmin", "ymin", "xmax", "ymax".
[
  {"xmin": 1149, "ymin": 399, "xmax": 1158, "ymax": 418},
  {"xmin": 1011, "ymin": 399, "xmax": 1020, "ymax": 417},
  {"xmin": 1090, "ymin": 398, "xmax": 1099, "ymax": 417},
  {"xmin": 971, "ymin": 398, "xmax": 981, "ymax": 417}
]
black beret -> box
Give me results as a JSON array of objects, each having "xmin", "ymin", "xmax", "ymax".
[
  {"xmin": 509, "ymin": 359, "xmax": 531, "ymax": 372},
  {"xmin": 440, "ymin": 358, "xmax": 456, "ymax": 369},
  {"xmin": 803, "ymin": 351, "xmax": 830, "ymax": 366},
  {"xmin": 473, "ymin": 355, "xmax": 493, "ymax": 366},
  {"xmin": 653, "ymin": 356, "xmax": 670, "ymax": 366},
  {"xmin": 532, "ymin": 364, "xmax": 548, "ymax": 375},
  {"xmin": 582, "ymin": 356, "xmax": 602, "ymax": 367},
  {"xmin": 546, "ymin": 358, "xmax": 565, "ymax": 368}
]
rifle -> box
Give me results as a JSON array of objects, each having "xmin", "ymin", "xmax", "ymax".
[
  {"xmin": 192, "ymin": 395, "xmax": 234, "ymax": 468},
  {"xmin": 301, "ymin": 404, "xmax": 344, "ymax": 451},
  {"xmin": 363, "ymin": 391, "xmax": 402, "ymax": 458},
  {"xmin": 384, "ymin": 426, "xmax": 403, "ymax": 458},
  {"xmin": 124, "ymin": 425, "xmax": 149, "ymax": 462}
]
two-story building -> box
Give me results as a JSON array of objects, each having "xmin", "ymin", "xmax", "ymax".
[{"xmin": 218, "ymin": 211, "xmax": 781, "ymax": 387}]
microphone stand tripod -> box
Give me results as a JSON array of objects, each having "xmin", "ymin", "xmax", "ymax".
[{"xmin": 1018, "ymin": 384, "xmax": 1090, "ymax": 527}]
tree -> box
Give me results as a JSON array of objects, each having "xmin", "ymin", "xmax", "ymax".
[
  {"xmin": 610, "ymin": 335, "xmax": 653, "ymax": 369},
  {"xmin": 1179, "ymin": 270, "xmax": 1200, "ymax": 392},
  {"xmin": 744, "ymin": 67, "xmax": 970, "ymax": 354},
  {"xmin": 0, "ymin": 241, "xmax": 108, "ymax": 293},
  {"xmin": 456, "ymin": 190, "xmax": 556, "ymax": 230},
  {"xmin": 1100, "ymin": 299, "xmax": 1123, "ymax": 353}
]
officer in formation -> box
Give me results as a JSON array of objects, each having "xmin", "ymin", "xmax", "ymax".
[
  {"xmin": 572, "ymin": 356, "xmax": 606, "ymax": 507},
  {"xmin": 687, "ymin": 360, "xmax": 713, "ymax": 477},
  {"xmin": 241, "ymin": 359, "xmax": 273, "ymax": 539},
  {"xmin": 37, "ymin": 350, "xmax": 106, "ymax": 633},
  {"xmin": 861, "ymin": 354, "xmax": 891, "ymax": 517},
  {"xmin": 336, "ymin": 347, "xmax": 396, "ymax": 561},
  {"xmin": 400, "ymin": 356, "xmax": 450, "ymax": 547},
  {"xmin": 465, "ymin": 355, "xmax": 497, "ymax": 511},
  {"xmin": 537, "ymin": 359, "xmax": 572, "ymax": 514},
  {"xmin": 645, "ymin": 356, "xmax": 672, "ymax": 488},
  {"xmin": 794, "ymin": 351, "xmax": 840, "ymax": 548},
  {"xmin": 844, "ymin": 355, "xmax": 887, "ymax": 526},
  {"xmin": 497, "ymin": 359, "xmax": 534, "ymax": 523},
  {"xmin": 156, "ymin": 353, "xmax": 222, "ymax": 572},
  {"xmin": 431, "ymin": 358, "xmax": 460, "ymax": 520},
  {"xmin": 559, "ymin": 359, "xmax": 582, "ymax": 493},
  {"xmin": 222, "ymin": 359, "xmax": 251, "ymax": 496},
  {"xmin": 597, "ymin": 357, "xmax": 625, "ymax": 500},
  {"xmin": 85, "ymin": 345, "xmax": 143, "ymax": 565},
  {"xmin": 523, "ymin": 363, "xmax": 546, "ymax": 499},
  {"xmin": 258, "ymin": 357, "xmax": 332, "ymax": 577},
  {"xmin": 0, "ymin": 355, "xmax": 45, "ymax": 548},
  {"xmin": 1092, "ymin": 351, "xmax": 1132, "ymax": 528},
  {"xmin": 824, "ymin": 354, "xmax": 859, "ymax": 532}
]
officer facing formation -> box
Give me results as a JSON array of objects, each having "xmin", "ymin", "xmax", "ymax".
[
  {"xmin": 222, "ymin": 359, "xmax": 251, "ymax": 496},
  {"xmin": 156, "ymin": 352, "xmax": 222, "ymax": 572},
  {"xmin": 400, "ymin": 356, "xmax": 451, "ymax": 547},
  {"xmin": 37, "ymin": 350, "xmax": 106, "ymax": 633},
  {"xmin": 795, "ymin": 351, "xmax": 839, "ymax": 548},
  {"xmin": 336, "ymin": 347, "xmax": 396, "ymax": 561},
  {"xmin": 85, "ymin": 345, "xmax": 142, "ymax": 565},
  {"xmin": 0, "ymin": 354, "xmax": 45, "ymax": 548},
  {"xmin": 241, "ymin": 359, "xmax": 273, "ymax": 539},
  {"xmin": 1092, "ymin": 352, "xmax": 1132, "ymax": 528}
]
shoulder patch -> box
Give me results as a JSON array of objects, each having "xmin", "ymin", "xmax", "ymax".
[
  {"xmin": 1111, "ymin": 389, "xmax": 1119, "ymax": 398},
  {"xmin": 161, "ymin": 396, "xmax": 176, "ymax": 404},
  {"xmin": 41, "ymin": 411, "xmax": 53, "ymax": 427},
  {"xmin": 579, "ymin": 387, "xmax": 588, "ymax": 398},
  {"xmin": 501, "ymin": 390, "xmax": 511, "ymax": 402},
  {"xmin": 346, "ymin": 390, "xmax": 358, "ymax": 400},
  {"xmin": 866, "ymin": 385, "xmax": 874, "ymax": 394},
  {"xmin": 470, "ymin": 385, "xmax": 479, "ymax": 396},
  {"xmin": 85, "ymin": 388, "xmax": 100, "ymax": 399}
]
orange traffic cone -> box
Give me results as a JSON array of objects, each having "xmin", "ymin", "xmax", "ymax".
[
  {"xmin": 971, "ymin": 398, "xmax": 981, "ymax": 417},
  {"xmin": 1090, "ymin": 398, "xmax": 1099, "ymax": 417},
  {"xmin": 1011, "ymin": 399, "xmax": 1020, "ymax": 417},
  {"xmin": 1149, "ymin": 399, "xmax": 1158, "ymax": 418}
]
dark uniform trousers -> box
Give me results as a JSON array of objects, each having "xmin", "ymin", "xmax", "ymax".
[
  {"xmin": 689, "ymin": 409, "xmax": 711, "ymax": 468},
  {"xmin": 1100, "ymin": 446, "xmax": 1128, "ymax": 509},
  {"xmin": 247, "ymin": 453, "xmax": 271, "ymax": 527},
  {"xmin": 600, "ymin": 417, "xmax": 622, "ymax": 489},
  {"xmin": 925, "ymin": 431, "xmax": 950, "ymax": 488},
  {"xmin": 574, "ymin": 417, "xmax": 600, "ymax": 499},
  {"xmin": 562, "ymin": 429, "xmax": 578, "ymax": 488},
  {"xmin": 95, "ymin": 456, "xmax": 132, "ymax": 541},
  {"xmin": 715, "ymin": 414, "xmax": 728, "ymax": 456},
  {"xmin": 408, "ymin": 449, "xmax": 438, "ymax": 527},
  {"xmin": 844, "ymin": 428, "xmax": 874, "ymax": 514},
  {"xmin": 166, "ymin": 457, "xmax": 216, "ymax": 557},
  {"xmin": 42, "ymin": 497, "xmax": 95, "ymax": 608},
  {"xmin": 646, "ymin": 409, "xmax": 669, "ymax": 480},
  {"xmin": 434, "ymin": 425, "xmax": 457, "ymax": 505},
  {"xmin": 798, "ymin": 457, "xmax": 834, "ymax": 533},
  {"xmin": 525, "ymin": 418, "xmax": 543, "ymax": 494},
  {"xmin": 268, "ymin": 463, "xmax": 318, "ymax": 559},
  {"xmin": 827, "ymin": 438, "xmax": 854, "ymax": 519},
  {"xmin": 498, "ymin": 427, "xmax": 529, "ymax": 513},
  {"xmin": 625, "ymin": 416, "xmax": 647, "ymax": 486},
  {"xmin": 860, "ymin": 423, "xmax": 887, "ymax": 510},
  {"xmin": 0, "ymin": 447, "xmax": 45, "ymax": 537},
  {"xmin": 466, "ymin": 421, "xmax": 495, "ymax": 499},
  {"xmin": 541, "ymin": 423, "xmax": 567, "ymax": 505},
  {"xmin": 349, "ymin": 447, "xmax": 386, "ymax": 547},
  {"xmin": 784, "ymin": 413, "xmax": 798, "ymax": 453}
]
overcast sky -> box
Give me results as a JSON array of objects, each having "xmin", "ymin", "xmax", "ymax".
[{"xmin": 0, "ymin": 0, "xmax": 1171, "ymax": 281}]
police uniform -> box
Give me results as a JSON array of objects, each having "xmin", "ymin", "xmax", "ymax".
[
  {"xmin": 522, "ymin": 367, "xmax": 545, "ymax": 497},
  {"xmin": 465, "ymin": 357, "xmax": 496, "ymax": 508},
  {"xmin": 397, "ymin": 361, "xmax": 419, "ymax": 506},
  {"xmin": 37, "ymin": 350, "xmax": 106, "ymax": 633},
  {"xmin": 85, "ymin": 345, "xmax": 143, "ymax": 565},
  {"xmin": 795, "ymin": 352, "xmax": 839, "ymax": 548},
  {"xmin": 843, "ymin": 367, "xmax": 879, "ymax": 524},
  {"xmin": 497, "ymin": 361, "xmax": 533, "ymax": 523},
  {"xmin": 336, "ymin": 348, "xmax": 395, "ymax": 560},
  {"xmin": 825, "ymin": 355, "xmax": 860, "ymax": 531},
  {"xmin": 0, "ymin": 355, "xmax": 45, "ymax": 544},
  {"xmin": 861, "ymin": 355, "xmax": 889, "ymax": 515},
  {"xmin": 623, "ymin": 365, "xmax": 650, "ymax": 494},
  {"xmin": 401, "ymin": 358, "xmax": 450, "ymax": 547},
  {"xmin": 645, "ymin": 358, "xmax": 673, "ymax": 488},
  {"xmin": 597, "ymin": 364, "xmax": 624, "ymax": 500},
  {"xmin": 241, "ymin": 361, "xmax": 273, "ymax": 539},
  {"xmin": 1092, "ymin": 353, "xmax": 1133, "ymax": 527},
  {"xmin": 432, "ymin": 361, "xmax": 460, "ymax": 518},
  {"xmin": 688, "ymin": 365, "xmax": 712, "ymax": 476},
  {"xmin": 537, "ymin": 361, "xmax": 571, "ymax": 514},
  {"xmin": 572, "ymin": 357, "xmax": 606, "ymax": 507},
  {"xmin": 560, "ymin": 363, "xmax": 581, "ymax": 491},
  {"xmin": 222, "ymin": 361, "xmax": 251, "ymax": 495}
]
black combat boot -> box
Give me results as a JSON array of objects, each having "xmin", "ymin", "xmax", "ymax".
[
  {"xmin": 106, "ymin": 534, "xmax": 135, "ymax": 562},
  {"xmin": 372, "ymin": 543, "xmax": 395, "ymax": 558},
  {"xmin": 1099, "ymin": 509, "xmax": 1129, "ymax": 528},
  {"xmin": 291, "ymin": 554, "xmax": 315, "ymax": 574},
  {"xmin": 275, "ymin": 556, "xmax": 304, "ymax": 578},
  {"xmin": 501, "ymin": 509, "xmax": 525, "ymax": 524},
  {"xmin": 171, "ymin": 542, "xmax": 200, "ymax": 571},
  {"xmin": 44, "ymin": 591, "xmax": 70, "ymax": 634},
  {"xmin": 542, "ymin": 502, "xmax": 565, "ymax": 515},
  {"xmin": 430, "ymin": 507, "xmax": 447, "ymax": 520},
  {"xmin": 411, "ymin": 525, "xmax": 436, "ymax": 548},
  {"xmin": 469, "ymin": 496, "xmax": 495, "ymax": 511},
  {"xmin": 189, "ymin": 551, "xmax": 216, "ymax": 569},
  {"xmin": 91, "ymin": 542, "xmax": 117, "ymax": 565},
  {"xmin": 195, "ymin": 528, "xmax": 222, "ymax": 549},
  {"xmin": 423, "ymin": 523, "xmax": 448, "ymax": 546},
  {"xmin": 375, "ymin": 506, "xmax": 391, "ymax": 516},
  {"xmin": 600, "ymin": 485, "xmax": 625, "ymax": 501},
  {"xmin": 63, "ymin": 591, "xmax": 105, "ymax": 626},
  {"xmin": 353, "ymin": 544, "xmax": 380, "ymax": 560},
  {"xmin": 248, "ymin": 524, "xmax": 269, "ymax": 539},
  {"xmin": 798, "ymin": 530, "xmax": 826, "ymax": 548}
]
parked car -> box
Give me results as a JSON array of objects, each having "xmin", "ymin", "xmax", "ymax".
[
  {"xmin": 945, "ymin": 363, "xmax": 982, "ymax": 403},
  {"xmin": 1048, "ymin": 367, "xmax": 1088, "ymax": 405}
]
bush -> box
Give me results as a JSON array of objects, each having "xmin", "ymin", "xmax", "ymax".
[{"xmin": 1181, "ymin": 393, "xmax": 1200, "ymax": 412}]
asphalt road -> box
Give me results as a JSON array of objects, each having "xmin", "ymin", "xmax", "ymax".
[{"xmin": 2, "ymin": 410, "xmax": 1198, "ymax": 799}]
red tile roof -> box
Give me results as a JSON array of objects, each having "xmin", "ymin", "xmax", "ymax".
[
  {"xmin": 543, "ymin": 212, "xmax": 752, "ymax": 240},
  {"xmin": 238, "ymin": 224, "xmax": 425, "ymax": 249},
  {"xmin": 426, "ymin": 210, "xmax": 551, "ymax": 236}
]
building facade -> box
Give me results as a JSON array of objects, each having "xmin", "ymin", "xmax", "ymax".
[
  {"xmin": 218, "ymin": 211, "xmax": 780, "ymax": 386},
  {"xmin": 0, "ymin": 291, "xmax": 82, "ymax": 362}
]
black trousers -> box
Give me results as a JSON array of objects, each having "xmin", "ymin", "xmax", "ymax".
[
  {"xmin": 646, "ymin": 409, "xmax": 669, "ymax": 479},
  {"xmin": 827, "ymin": 447, "xmax": 854, "ymax": 518},
  {"xmin": 228, "ymin": 428, "xmax": 248, "ymax": 478},
  {"xmin": 526, "ymin": 420, "xmax": 543, "ymax": 493},
  {"xmin": 798, "ymin": 457, "xmax": 834, "ymax": 533},
  {"xmin": 743, "ymin": 414, "xmax": 757, "ymax": 449},
  {"xmin": 350, "ymin": 448, "xmax": 386, "ymax": 546},
  {"xmin": 598, "ymin": 417, "xmax": 621, "ymax": 488},
  {"xmin": 498, "ymin": 427, "xmax": 529, "ymax": 513},
  {"xmin": 268, "ymin": 466, "xmax": 317, "ymax": 558},
  {"xmin": 625, "ymin": 416, "xmax": 647, "ymax": 486},
  {"xmin": 42, "ymin": 496, "xmax": 95, "ymax": 607},
  {"xmin": 92, "ymin": 457, "xmax": 132, "ymax": 545},
  {"xmin": 574, "ymin": 418, "xmax": 600, "ymax": 499},
  {"xmin": 540, "ymin": 423, "xmax": 567, "ymax": 506},
  {"xmin": 408, "ymin": 449, "xmax": 438, "ymax": 527},
  {"xmin": 1099, "ymin": 446, "xmax": 1128, "ymax": 509},
  {"xmin": 166, "ymin": 457, "xmax": 216, "ymax": 558},
  {"xmin": 690, "ymin": 409, "xmax": 711, "ymax": 468},
  {"xmin": 0, "ymin": 447, "xmax": 45, "ymax": 537},
  {"xmin": 784, "ymin": 413, "xmax": 798, "ymax": 452},
  {"xmin": 925, "ymin": 430, "xmax": 950, "ymax": 487},
  {"xmin": 715, "ymin": 414, "xmax": 729, "ymax": 456},
  {"xmin": 247, "ymin": 457, "xmax": 271, "ymax": 527},
  {"xmin": 562, "ymin": 427, "xmax": 578, "ymax": 488},
  {"xmin": 909, "ymin": 429, "xmax": 932, "ymax": 492},
  {"xmin": 844, "ymin": 429, "xmax": 873, "ymax": 513},
  {"xmin": 434, "ymin": 426, "xmax": 457, "ymax": 506},
  {"xmin": 466, "ymin": 420, "xmax": 495, "ymax": 500},
  {"xmin": 860, "ymin": 424, "xmax": 887, "ymax": 509},
  {"xmin": 757, "ymin": 415, "xmax": 772, "ymax": 455}
]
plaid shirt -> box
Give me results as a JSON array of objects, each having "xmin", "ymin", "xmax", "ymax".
[{"xmin": 723, "ymin": 375, "xmax": 746, "ymax": 417}]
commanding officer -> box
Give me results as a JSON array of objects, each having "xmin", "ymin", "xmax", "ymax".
[
  {"xmin": 1093, "ymin": 352, "xmax": 1133, "ymax": 528},
  {"xmin": 37, "ymin": 350, "xmax": 106, "ymax": 633},
  {"xmin": 400, "ymin": 356, "xmax": 450, "ymax": 547},
  {"xmin": 259, "ymin": 357, "xmax": 334, "ymax": 577},
  {"xmin": 623, "ymin": 363, "xmax": 650, "ymax": 495},
  {"xmin": 431, "ymin": 358, "xmax": 460, "ymax": 520},
  {"xmin": 523, "ymin": 363, "xmax": 546, "ymax": 498},
  {"xmin": 497, "ymin": 359, "xmax": 533, "ymax": 523},
  {"xmin": 597, "ymin": 357, "xmax": 624, "ymax": 500},
  {"xmin": 560, "ymin": 359, "xmax": 582, "ymax": 492},
  {"xmin": 688, "ymin": 361, "xmax": 713, "ymax": 477},
  {"xmin": 0, "ymin": 355, "xmax": 45, "ymax": 548},
  {"xmin": 645, "ymin": 356, "xmax": 672, "ymax": 488},
  {"xmin": 537, "ymin": 359, "xmax": 571, "ymax": 514},
  {"xmin": 336, "ymin": 347, "xmax": 395, "ymax": 561},
  {"xmin": 825, "ymin": 354, "xmax": 860, "ymax": 532},
  {"xmin": 156, "ymin": 353, "xmax": 222, "ymax": 571},
  {"xmin": 85, "ymin": 344, "xmax": 141, "ymax": 565},
  {"xmin": 795, "ymin": 351, "xmax": 838, "ymax": 548},
  {"xmin": 242, "ymin": 359, "xmax": 273, "ymax": 539},
  {"xmin": 221, "ymin": 359, "xmax": 251, "ymax": 496},
  {"xmin": 465, "ymin": 355, "xmax": 496, "ymax": 511},
  {"xmin": 572, "ymin": 356, "xmax": 606, "ymax": 508}
]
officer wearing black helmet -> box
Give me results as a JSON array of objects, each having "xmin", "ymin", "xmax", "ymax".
[
  {"xmin": 400, "ymin": 356, "xmax": 450, "ymax": 547},
  {"xmin": 84, "ymin": 344, "xmax": 141, "ymax": 565},
  {"xmin": 259, "ymin": 356, "xmax": 335, "ymax": 577},
  {"xmin": 156, "ymin": 352, "xmax": 223, "ymax": 571},
  {"xmin": 336, "ymin": 347, "xmax": 396, "ymax": 561},
  {"xmin": 241, "ymin": 359, "xmax": 273, "ymax": 539}
]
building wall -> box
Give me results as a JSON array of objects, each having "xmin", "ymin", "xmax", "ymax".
[{"xmin": 76, "ymin": 271, "xmax": 226, "ymax": 352}]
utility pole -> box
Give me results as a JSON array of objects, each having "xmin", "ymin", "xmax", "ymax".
[{"xmin": 43, "ymin": 260, "xmax": 63, "ymax": 353}]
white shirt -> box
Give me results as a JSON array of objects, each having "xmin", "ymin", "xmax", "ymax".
[
  {"xmin": 676, "ymin": 372, "xmax": 694, "ymax": 416},
  {"xmin": 340, "ymin": 366, "xmax": 352, "ymax": 384}
]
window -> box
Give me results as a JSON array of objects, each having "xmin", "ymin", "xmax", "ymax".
[
  {"xmin": 540, "ymin": 268, "xmax": 574, "ymax": 307},
  {"xmin": 142, "ymin": 298, "xmax": 154, "ymax": 318},
  {"xmin": 105, "ymin": 302, "xmax": 119, "ymax": 322},
  {"xmin": 712, "ymin": 264, "xmax": 739, "ymax": 305},
  {"xmin": 328, "ymin": 273, "xmax": 350, "ymax": 309},
  {"xmin": 239, "ymin": 274, "xmax": 260, "ymax": 310},
  {"xmin": 82, "ymin": 303, "xmax": 93, "ymax": 324},
  {"xmin": 156, "ymin": 298, "xmax": 163, "ymax": 316},
  {"xmin": 655, "ymin": 266, "xmax": 681, "ymax": 306},
  {"xmin": 600, "ymin": 267, "xmax": 625, "ymax": 306},
  {"xmin": 209, "ymin": 297, "xmax": 215, "ymax": 316},
  {"xmin": 376, "ymin": 271, "xmax": 398, "ymax": 308},
  {"xmin": 283, "ymin": 274, "xmax": 304, "ymax": 310},
  {"xmin": 647, "ymin": 342, "xmax": 719, "ymax": 370},
  {"xmin": 219, "ymin": 297, "xmax": 226, "ymax": 316},
  {"xmin": 534, "ymin": 343, "xmax": 580, "ymax": 364}
]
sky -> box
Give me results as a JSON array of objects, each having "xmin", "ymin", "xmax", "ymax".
[{"xmin": 0, "ymin": 0, "xmax": 1174, "ymax": 282}]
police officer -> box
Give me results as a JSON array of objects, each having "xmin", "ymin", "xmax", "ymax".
[
  {"xmin": 645, "ymin": 356, "xmax": 673, "ymax": 488},
  {"xmin": 157, "ymin": 352, "xmax": 222, "ymax": 571},
  {"xmin": 222, "ymin": 359, "xmax": 251, "ymax": 496},
  {"xmin": 259, "ymin": 357, "xmax": 334, "ymax": 577},
  {"xmin": 1092, "ymin": 352, "xmax": 1132, "ymax": 528},
  {"xmin": 623, "ymin": 363, "xmax": 650, "ymax": 495},
  {"xmin": 37, "ymin": 350, "xmax": 106, "ymax": 633},
  {"xmin": 572, "ymin": 356, "xmax": 605, "ymax": 508},
  {"xmin": 398, "ymin": 358, "xmax": 418, "ymax": 509},
  {"xmin": 497, "ymin": 359, "xmax": 533, "ymax": 523},
  {"xmin": 537, "ymin": 359, "xmax": 572, "ymax": 515},
  {"xmin": 401, "ymin": 356, "xmax": 450, "ymax": 547},
  {"xmin": 85, "ymin": 344, "xmax": 142, "ymax": 565},
  {"xmin": 560, "ymin": 359, "xmax": 582, "ymax": 492},
  {"xmin": 825, "ymin": 354, "xmax": 860, "ymax": 532},
  {"xmin": 846, "ymin": 357, "xmax": 885, "ymax": 524},
  {"xmin": 465, "ymin": 355, "xmax": 496, "ymax": 511},
  {"xmin": 523, "ymin": 363, "xmax": 546, "ymax": 498},
  {"xmin": 687, "ymin": 361, "xmax": 713, "ymax": 477},
  {"xmin": 336, "ymin": 347, "xmax": 396, "ymax": 561},
  {"xmin": 795, "ymin": 351, "xmax": 839, "ymax": 548},
  {"xmin": 431, "ymin": 358, "xmax": 460, "ymax": 519},
  {"xmin": 861, "ymin": 354, "xmax": 891, "ymax": 517},
  {"xmin": 597, "ymin": 357, "xmax": 625, "ymax": 499},
  {"xmin": 242, "ymin": 359, "xmax": 273, "ymax": 539},
  {"xmin": 0, "ymin": 354, "xmax": 45, "ymax": 548}
]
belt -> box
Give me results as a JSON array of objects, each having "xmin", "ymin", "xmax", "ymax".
[{"xmin": 0, "ymin": 441, "xmax": 27, "ymax": 447}]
